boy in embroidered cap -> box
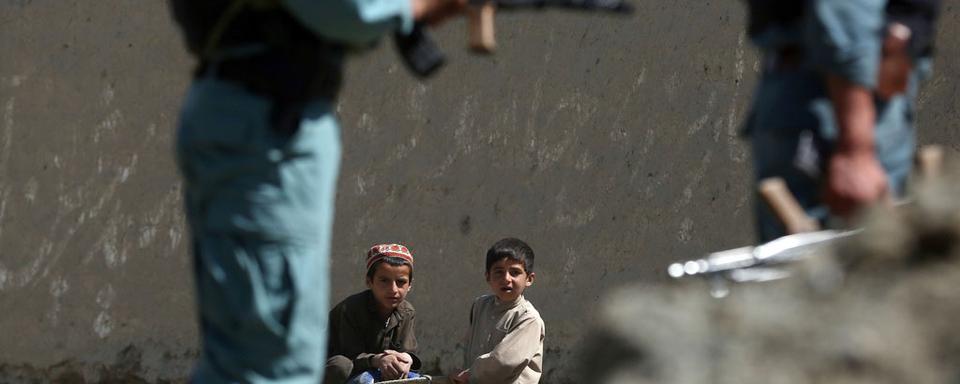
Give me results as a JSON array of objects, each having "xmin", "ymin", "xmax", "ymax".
[
  {"xmin": 450, "ymin": 238, "xmax": 545, "ymax": 384},
  {"xmin": 325, "ymin": 244, "xmax": 421, "ymax": 384}
]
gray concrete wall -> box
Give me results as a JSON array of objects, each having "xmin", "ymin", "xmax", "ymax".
[{"xmin": 0, "ymin": 1, "xmax": 957, "ymax": 382}]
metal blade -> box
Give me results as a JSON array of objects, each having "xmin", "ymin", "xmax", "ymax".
[
  {"xmin": 668, "ymin": 229, "xmax": 860, "ymax": 279},
  {"xmin": 753, "ymin": 229, "xmax": 860, "ymax": 263}
]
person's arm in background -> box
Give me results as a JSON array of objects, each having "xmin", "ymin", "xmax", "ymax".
[
  {"xmin": 282, "ymin": 0, "xmax": 465, "ymax": 47},
  {"xmin": 806, "ymin": 0, "xmax": 888, "ymax": 217}
]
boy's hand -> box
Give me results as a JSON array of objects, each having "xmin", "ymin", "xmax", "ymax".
[
  {"xmin": 450, "ymin": 369, "xmax": 470, "ymax": 384},
  {"xmin": 375, "ymin": 350, "xmax": 413, "ymax": 380},
  {"xmin": 387, "ymin": 350, "xmax": 414, "ymax": 377}
]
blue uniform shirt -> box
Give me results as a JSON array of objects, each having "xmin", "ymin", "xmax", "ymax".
[
  {"xmin": 283, "ymin": 0, "xmax": 414, "ymax": 46},
  {"xmin": 751, "ymin": 0, "xmax": 885, "ymax": 88}
]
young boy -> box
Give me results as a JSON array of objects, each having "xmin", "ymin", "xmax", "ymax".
[
  {"xmin": 325, "ymin": 244, "xmax": 422, "ymax": 384},
  {"xmin": 451, "ymin": 238, "xmax": 545, "ymax": 384}
]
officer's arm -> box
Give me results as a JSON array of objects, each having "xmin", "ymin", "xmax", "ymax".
[
  {"xmin": 826, "ymin": 76, "xmax": 875, "ymax": 160},
  {"xmin": 822, "ymin": 74, "xmax": 888, "ymax": 217},
  {"xmin": 806, "ymin": 0, "xmax": 885, "ymax": 150},
  {"xmin": 281, "ymin": 0, "xmax": 463, "ymax": 47},
  {"xmin": 808, "ymin": 0, "xmax": 889, "ymax": 216},
  {"xmin": 806, "ymin": 0, "xmax": 886, "ymax": 155}
]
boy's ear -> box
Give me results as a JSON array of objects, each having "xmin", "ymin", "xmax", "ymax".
[
  {"xmin": 526, "ymin": 272, "xmax": 535, "ymax": 286},
  {"xmin": 365, "ymin": 276, "xmax": 374, "ymax": 288},
  {"xmin": 484, "ymin": 271, "xmax": 490, "ymax": 282}
]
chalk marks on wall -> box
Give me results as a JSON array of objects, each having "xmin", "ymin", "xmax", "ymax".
[
  {"xmin": 47, "ymin": 276, "xmax": 69, "ymax": 326},
  {"xmin": 94, "ymin": 284, "xmax": 116, "ymax": 338},
  {"xmin": 726, "ymin": 32, "xmax": 748, "ymax": 163}
]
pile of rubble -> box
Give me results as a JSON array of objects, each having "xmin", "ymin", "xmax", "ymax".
[{"xmin": 580, "ymin": 174, "xmax": 960, "ymax": 384}]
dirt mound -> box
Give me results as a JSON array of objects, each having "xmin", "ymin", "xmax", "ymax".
[{"xmin": 580, "ymin": 175, "xmax": 960, "ymax": 384}]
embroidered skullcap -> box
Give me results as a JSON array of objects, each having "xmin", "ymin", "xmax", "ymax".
[{"xmin": 366, "ymin": 243, "xmax": 414, "ymax": 271}]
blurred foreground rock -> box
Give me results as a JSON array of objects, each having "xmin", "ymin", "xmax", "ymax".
[{"xmin": 580, "ymin": 174, "xmax": 960, "ymax": 384}]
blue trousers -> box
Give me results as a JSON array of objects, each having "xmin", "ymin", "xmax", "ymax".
[{"xmin": 177, "ymin": 77, "xmax": 341, "ymax": 383}]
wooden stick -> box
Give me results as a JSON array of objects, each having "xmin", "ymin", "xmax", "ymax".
[
  {"xmin": 916, "ymin": 144, "xmax": 945, "ymax": 179},
  {"xmin": 758, "ymin": 177, "xmax": 821, "ymax": 234},
  {"xmin": 468, "ymin": 2, "xmax": 497, "ymax": 53}
]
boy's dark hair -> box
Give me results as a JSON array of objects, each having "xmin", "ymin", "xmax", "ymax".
[
  {"xmin": 366, "ymin": 257, "xmax": 414, "ymax": 281},
  {"xmin": 485, "ymin": 238, "xmax": 535, "ymax": 273}
]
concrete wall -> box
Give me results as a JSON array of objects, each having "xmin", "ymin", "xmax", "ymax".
[{"xmin": 0, "ymin": 1, "xmax": 957, "ymax": 382}]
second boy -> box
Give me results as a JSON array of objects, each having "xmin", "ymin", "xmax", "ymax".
[
  {"xmin": 325, "ymin": 244, "xmax": 421, "ymax": 383},
  {"xmin": 450, "ymin": 238, "xmax": 545, "ymax": 384}
]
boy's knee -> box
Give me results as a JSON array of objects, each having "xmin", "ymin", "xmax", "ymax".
[{"xmin": 324, "ymin": 355, "xmax": 353, "ymax": 384}]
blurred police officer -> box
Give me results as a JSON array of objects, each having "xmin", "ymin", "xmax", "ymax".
[
  {"xmin": 744, "ymin": 0, "xmax": 940, "ymax": 241},
  {"xmin": 169, "ymin": 0, "xmax": 463, "ymax": 382}
]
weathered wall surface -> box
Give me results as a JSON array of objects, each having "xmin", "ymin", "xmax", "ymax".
[
  {"xmin": 0, "ymin": 0, "xmax": 957, "ymax": 382},
  {"xmin": 0, "ymin": 1, "xmax": 196, "ymax": 382}
]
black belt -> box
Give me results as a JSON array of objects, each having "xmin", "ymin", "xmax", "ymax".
[
  {"xmin": 196, "ymin": 50, "xmax": 341, "ymax": 103},
  {"xmin": 196, "ymin": 49, "xmax": 343, "ymax": 135}
]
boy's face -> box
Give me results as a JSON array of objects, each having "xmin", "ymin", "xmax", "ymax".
[
  {"xmin": 485, "ymin": 257, "xmax": 534, "ymax": 302},
  {"xmin": 366, "ymin": 263, "xmax": 412, "ymax": 316}
]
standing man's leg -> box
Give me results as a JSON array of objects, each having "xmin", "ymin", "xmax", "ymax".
[
  {"xmin": 748, "ymin": 70, "xmax": 831, "ymax": 242},
  {"xmin": 177, "ymin": 77, "xmax": 341, "ymax": 383},
  {"xmin": 751, "ymin": 129, "xmax": 828, "ymax": 242}
]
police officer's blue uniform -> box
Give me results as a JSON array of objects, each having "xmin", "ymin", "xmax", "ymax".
[
  {"xmin": 174, "ymin": 1, "xmax": 413, "ymax": 382},
  {"xmin": 745, "ymin": 0, "xmax": 933, "ymax": 242}
]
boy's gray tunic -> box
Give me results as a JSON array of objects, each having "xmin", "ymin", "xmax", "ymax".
[{"xmin": 464, "ymin": 295, "xmax": 545, "ymax": 384}]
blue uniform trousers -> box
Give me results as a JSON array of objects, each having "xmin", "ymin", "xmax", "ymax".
[{"xmin": 177, "ymin": 76, "xmax": 341, "ymax": 383}]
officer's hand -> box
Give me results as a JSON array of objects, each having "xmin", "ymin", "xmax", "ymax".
[
  {"xmin": 877, "ymin": 23, "xmax": 913, "ymax": 101},
  {"xmin": 824, "ymin": 149, "xmax": 888, "ymax": 218},
  {"xmin": 412, "ymin": 0, "xmax": 468, "ymax": 25}
]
